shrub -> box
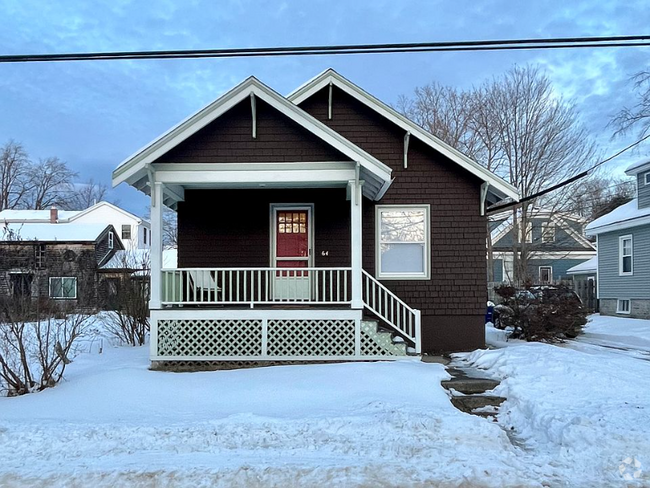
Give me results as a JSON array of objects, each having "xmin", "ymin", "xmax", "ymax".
[{"xmin": 494, "ymin": 284, "xmax": 587, "ymax": 342}]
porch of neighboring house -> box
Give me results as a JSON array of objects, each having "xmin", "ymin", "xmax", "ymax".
[{"xmin": 146, "ymin": 168, "xmax": 421, "ymax": 363}]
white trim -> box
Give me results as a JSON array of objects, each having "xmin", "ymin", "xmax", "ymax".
[
  {"xmin": 350, "ymin": 180, "xmax": 363, "ymax": 308},
  {"xmin": 596, "ymin": 234, "xmax": 600, "ymax": 299},
  {"xmin": 108, "ymin": 231, "xmax": 114, "ymax": 249},
  {"xmin": 150, "ymin": 182, "xmax": 164, "ymax": 309},
  {"xmin": 617, "ymin": 299, "xmax": 631, "ymax": 314},
  {"xmin": 586, "ymin": 213, "xmax": 650, "ymax": 235},
  {"xmin": 538, "ymin": 265, "xmax": 553, "ymax": 284},
  {"xmin": 493, "ymin": 251, "xmax": 597, "ymax": 261},
  {"xmin": 48, "ymin": 276, "xmax": 77, "ymax": 300},
  {"xmin": 288, "ymin": 69, "xmax": 519, "ymax": 202},
  {"xmin": 375, "ymin": 204, "xmax": 431, "ymax": 280},
  {"xmin": 69, "ymin": 201, "xmax": 145, "ymax": 225},
  {"xmin": 112, "ymin": 77, "xmax": 392, "ymax": 200},
  {"xmin": 541, "ymin": 221, "xmax": 556, "ymax": 243},
  {"xmin": 645, "ymin": 172, "xmax": 650, "ymax": 185},
  {"xmin": 619, "ymin": 234, "xmax": 633, "ymax": 276}
]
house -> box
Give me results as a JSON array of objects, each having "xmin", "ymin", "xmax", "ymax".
[
  {"xmin": 0, "ymin": 211, "xmax": 123, "ymax": 308},
  {"xmin": 111, "ymin": 69, "xmax": 518, "ymax": 364},
  {"xmin": 490, "ymin": 209, "xmax": 596, "ymax": 284},
  {"xmin": 566, "ymin": 256, "xmax": 598, "ymax": 311},
  {"xmin": 586, "ymin": 160, "xmax": 650, "ymax": 318},
  {"xmin": 0, "ymin": 201, "xmax": 150, "ymax": 250}
]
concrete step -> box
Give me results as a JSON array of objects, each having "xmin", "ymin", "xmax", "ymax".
[
  {"xmin": 450, "ymin": 395, "xmax": 506, "ymax": 414},
  {"xmin": 441, "ymin": 378, "xmax": 500, "ymax": 394}
]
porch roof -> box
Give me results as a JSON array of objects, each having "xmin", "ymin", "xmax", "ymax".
[{"xmin": 112, "ymin": 77, "xmax": 393, "ymax": 209}]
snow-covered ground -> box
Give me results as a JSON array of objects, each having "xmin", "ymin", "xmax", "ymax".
[
  {"xmin": 2, "ymin": 313, "xmax": 649, "ymax": 486},
  {"xmin": 459, "ymin": 314, "xmax": 650, "ymax": 486}
]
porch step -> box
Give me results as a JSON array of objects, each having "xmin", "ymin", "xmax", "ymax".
[{"xmin": 361, "ymin": 320, "xmax": 412, "ymax": 357}]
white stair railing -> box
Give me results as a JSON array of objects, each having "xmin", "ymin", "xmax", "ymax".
[{"xmin": 361, "ymin": 269, "xmax": 421, "ymax": 353}]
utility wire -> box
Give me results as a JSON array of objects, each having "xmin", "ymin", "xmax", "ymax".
[
  {"xmin": 487, "ymin": 132, "xmax": 650, "ymax": 214},
  {"xmin": 2, "ymin": 35, "xmax": 650, "ymax": 63}
]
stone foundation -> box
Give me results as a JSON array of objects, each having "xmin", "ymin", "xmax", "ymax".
[{"xmin": 599, "ymin": 298, "xmax": 650, "ymax": 319}]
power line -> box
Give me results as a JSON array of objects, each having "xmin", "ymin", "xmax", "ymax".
[
  {"xmin": 487, "ymin": 132, "xmax": 650, "ymax": 214},
  {"xmin": 2, "ymin": 35, "xmax": 650, "ymax": 63}
]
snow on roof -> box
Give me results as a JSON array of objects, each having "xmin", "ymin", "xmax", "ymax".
[
  {"xmin": 0, "ymin": 209, "xmax": 81, "ymax": 222},
  {"xmin": 585, "ymin": 199, "xmax": 650, "ymax": 235},
  {"xmin": 566, "ymin": 256, "xmax": 598, "ymax": 274},
  {"xmin": 0, "ymin": 223, "xmax": 109, "ymax": 242},
  {"xmin": 625, "ymin": 159, "xmax": 650, "ymax": 175}
]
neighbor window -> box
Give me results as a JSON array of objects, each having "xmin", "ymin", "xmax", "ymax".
[
  {"xmin": 619, "ymin": 235, "xmax": 633, "ymax": 275},
  {"xmin": 541, "ymin": 222, "xmax": 556, "ymax": 243},
  {"xmin": 518, "ymin": 221, "xmax": 532, "ymax": 244},
  {"xmin": 108, "ymin": 231, "xmax": 114, "ymax": 250},
  {"xmin": 539, "ymin": 266, "xmax": 553, "ymax": 284},
  {"xmin": 49, "ymin": 277, "xmax": 77, "ymax": 299},
  {"xmin": 376, "ymin": 205, "xmax": 430, "ymax": 279},
  {"xmin": 34, "ymin": 244, "xmax": 46, "ymax": 269},
  {"xmin": 645, "ymin": 172, "xmax": 650, "ymax": 185},
  {"xmin": 617, "ymin": 299, "xmax": 631, "ymax": 314},
  {"xmin": 121, "ymin": 224, "xmax": 131, "ymax": 241},
  {"xmin": 143, "ymin": 227, "xmax": 148, "ymax": 245}
]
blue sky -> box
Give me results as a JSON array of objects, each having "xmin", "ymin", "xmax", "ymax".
[{"xmin": 1, "ymin": 0, "xmax": 648, "ymax": 216}]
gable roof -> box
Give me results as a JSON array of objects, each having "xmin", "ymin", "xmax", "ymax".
[
  {"xmin": 69, "ymin": 201, "xmax": 148, "ymax": 226},
  {"xmin": 288, "ymin": 69, "xmax": 519, "ymax": 203},
  {"xmin": 566, "ymin": 256, "xmax": 597, "ymax": 275},
  {"xmin": 586, "ymin": 198, "xmax": 650, "ymax": 235},
  {"xmin": 0, "ymin": 222, "xmax": 114, "ymax": 243},
  {"xmin": 625, "ymin": 159, "xmax": 650, "ymax": 176},
  {"xmin": 112, "ymin": 76, "xmax": 393, "ymax": 201}
]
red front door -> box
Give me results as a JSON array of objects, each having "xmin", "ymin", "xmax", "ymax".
[{"xmin": 274, "ymin": 208, "xmax": 311, "ymax": 299}]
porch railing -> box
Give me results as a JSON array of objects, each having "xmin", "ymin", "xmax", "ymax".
[
  {"xmin": 362, "ymin": 269, "xmax": 421, "ymax": 352},
  {"xmin": 161, "ymin": 267, "xmax": 351, "ymax": 306}
]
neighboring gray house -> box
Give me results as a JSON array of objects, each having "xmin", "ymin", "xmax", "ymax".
[
  {"xmin": 491, "ymin": 209, "xmax": 596, "ymax": 284},
  {"xmin": 586, "ymin": 160, "xmax": 650, "ymax": 318}
]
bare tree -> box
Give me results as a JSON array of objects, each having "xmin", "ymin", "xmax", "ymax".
[
  {"xmin": 64, "ymin": 178, "xmax": 109, "ymax": 210},
  {"xmin": 0, "ymin": 140, "xmax": 31, "ymax": 211},
  {"xmin": 566, "ymin": 173, "xmax": 635, "ymax": 221},
  {"xmin": 26, "ymin": 157, "xmax": 77, "ymax": 209},
  {"xmin": 612, "ymin": 71, "xmax": 650, "ymax": 140}
]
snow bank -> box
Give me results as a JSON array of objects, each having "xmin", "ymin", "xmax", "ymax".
[
  {"xmin": 0, "ymin": 344, "xmax": 536, "ymax": 487},
  {"xmin": 459, "ymin": 342, "xmax": 650, "ymax": 486},
  {"xmin": 579, "ymin": 314, "xmax": 650, "ymax": 352}
]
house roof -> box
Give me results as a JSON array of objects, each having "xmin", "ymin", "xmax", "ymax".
[
  {"xmin": 0, "ymin": 222, "xmax": 113, "ymax": 242},
  {"xmin": 70, "ymin": 201, "xmax": 149, "ymax": 225},
  {"xmin": 0, "ymin": 209, "xmax": 81, "ymax": 222},
  {"xmin": 112, "ymin": 76, "xmax": 394, "ymax": 203},
  {"xmin": 566, "ymin": 256, "xmax": 598, "ymax": 275},
  {"xmin": 625, "ymin": 159, "xmax": 650, "ymax": 176},
  {"xmin": 288, "ymin": 69, "xmax": 519, "ymax": 204},
  {"xmin": 586, "ymin": 198, "xmax": 650, "ymax": 235}
]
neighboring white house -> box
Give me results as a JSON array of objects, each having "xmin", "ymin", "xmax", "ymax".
[{"xmin": 0, "ymin": 202, "xmax": 150, "ymax": 250}]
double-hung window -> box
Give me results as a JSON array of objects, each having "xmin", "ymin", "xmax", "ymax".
[
  {"xmin": 49, "ymin": 277, "xmax": 77, "ymax": 299},
  {"xmin": 376, "ymin": 205, "xmax": 430, "ymax": 280},
  {"xmin": 619, "ymin": 235, "xmax": 633, "ymax": 275},
  {"xmin": 108, "ymin": 231, "xmax": 114, "ymax": 250},
  {"xmin": 541, "ymin": 222, "xmax": 555, "ymax": 243}
]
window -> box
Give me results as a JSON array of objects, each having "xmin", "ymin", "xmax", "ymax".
[
  {"xmin": 49, "ymin": 277, "xmax": 77, "ymax": 299},
  {"xmin": 518, "ymin": 222, "xmax": 532, "ymax": 244},
  {"xmin": 539, "ymin": 266, "xmax": 553, "ymax": 284},
  {"xmin": 541, "ymin": 222, "xmax": 556, "ymax": 243},
  {"xmin": 645, "ymin": 172, "xmax": 650, "ymax": 185},
  {"xmin": 619, "ymin": 235, "xmax": 633, "ymax": 275},
  {"xmin": 143, "ymin": 228, "xmax": 147, "ymax": 245},
  {"xmin": 121, "ymin": 225, "xmax": 131, "ymax": 241},
  {"xmin": 617, "ymin": 299, "xmax": 631, "ymax": 314},
  {"xmin": 108, "ymin": 231, "xmax": 114, "ymax": 250},
  {"xmin": 376, "ymin": 205, "xmax": 430, "ymax": 279},
  {"xmin": 34, "ymin": 244, "xmax": 46, "ymax": 269},
  {"xmin": 10, "ymin": 273, "xmax": 32, "ymax": 297}
]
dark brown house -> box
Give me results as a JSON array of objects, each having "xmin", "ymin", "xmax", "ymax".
[
  {"xmin": 112, "ymin": 69, "xmax": 518, "ymax": 364},
  {"xmin": 0, "ymin": 217, "xmax": 123, "ymax": 309}
]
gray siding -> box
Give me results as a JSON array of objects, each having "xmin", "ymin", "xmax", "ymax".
[
  {"xmin": 598, "ymin": 223, "xmax": 650, "ymax": 299},
  {"xmin": 494, "ymin": 218, "xmax": 592, "ymax": 251},
  {"xmin": 526, "ymin": 259, "xmax": 590, "ymax": 281},
  {"xmin": 637, "ymin": 172, "xmax": 650, "ymax": 209}
]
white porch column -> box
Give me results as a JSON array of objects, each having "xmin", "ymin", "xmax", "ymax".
[
  {"xmin": 150, "ymin": 181, "xmax": 164, "ymax": 309},
  {"xmin": 349, "ymin": 179, "xmax": 363, "ymax": 309}
]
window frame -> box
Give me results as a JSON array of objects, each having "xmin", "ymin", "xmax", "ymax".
[
  {"xmin": 539, "ymin": 266, "xmax": 553, "ymax": 284},
  {"xmin": 617, "ymin": 299, "xmax": 631, "ymax": 314},
  {"xmin": 619, "ymin": 235, "xmax": 633, "ymax": 276},
  {"xmin": 108, "ymin": 231, "xmax": 114, "ymax": 250},
  {"xmin": 375, "ymin": 204, "xmax": 431, "ymax": 280},
  {"xmin": 541, "ymin": 222, "xmax": 556, "ymax": 243},
  {"xmin": 121, "ymin": 224, "xmax": 132, "ymax": 241},
  {"xmin": 645, "ymin": 172, "xmax": 650, "ymax": 185},
  {"xmin": 34, "ymin": 243, "xmax": 46, "ymax": 269},
  {"xmin": 49, "ymin": 277, "xmax": 78, "ymax": 300}
]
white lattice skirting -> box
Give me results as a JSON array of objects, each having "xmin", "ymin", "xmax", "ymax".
[{"xmin": 151, "ymin": 310, "xmax": 410, "ymax": 361}]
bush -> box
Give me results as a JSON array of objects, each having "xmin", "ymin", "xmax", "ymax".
[
  {"xmin": 493, "ymin": 284, "xmax": 587, "ymax": 342},
  {"xmin": 0, "ymin": 296, "xmax": 89, "ymax": 396}
]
